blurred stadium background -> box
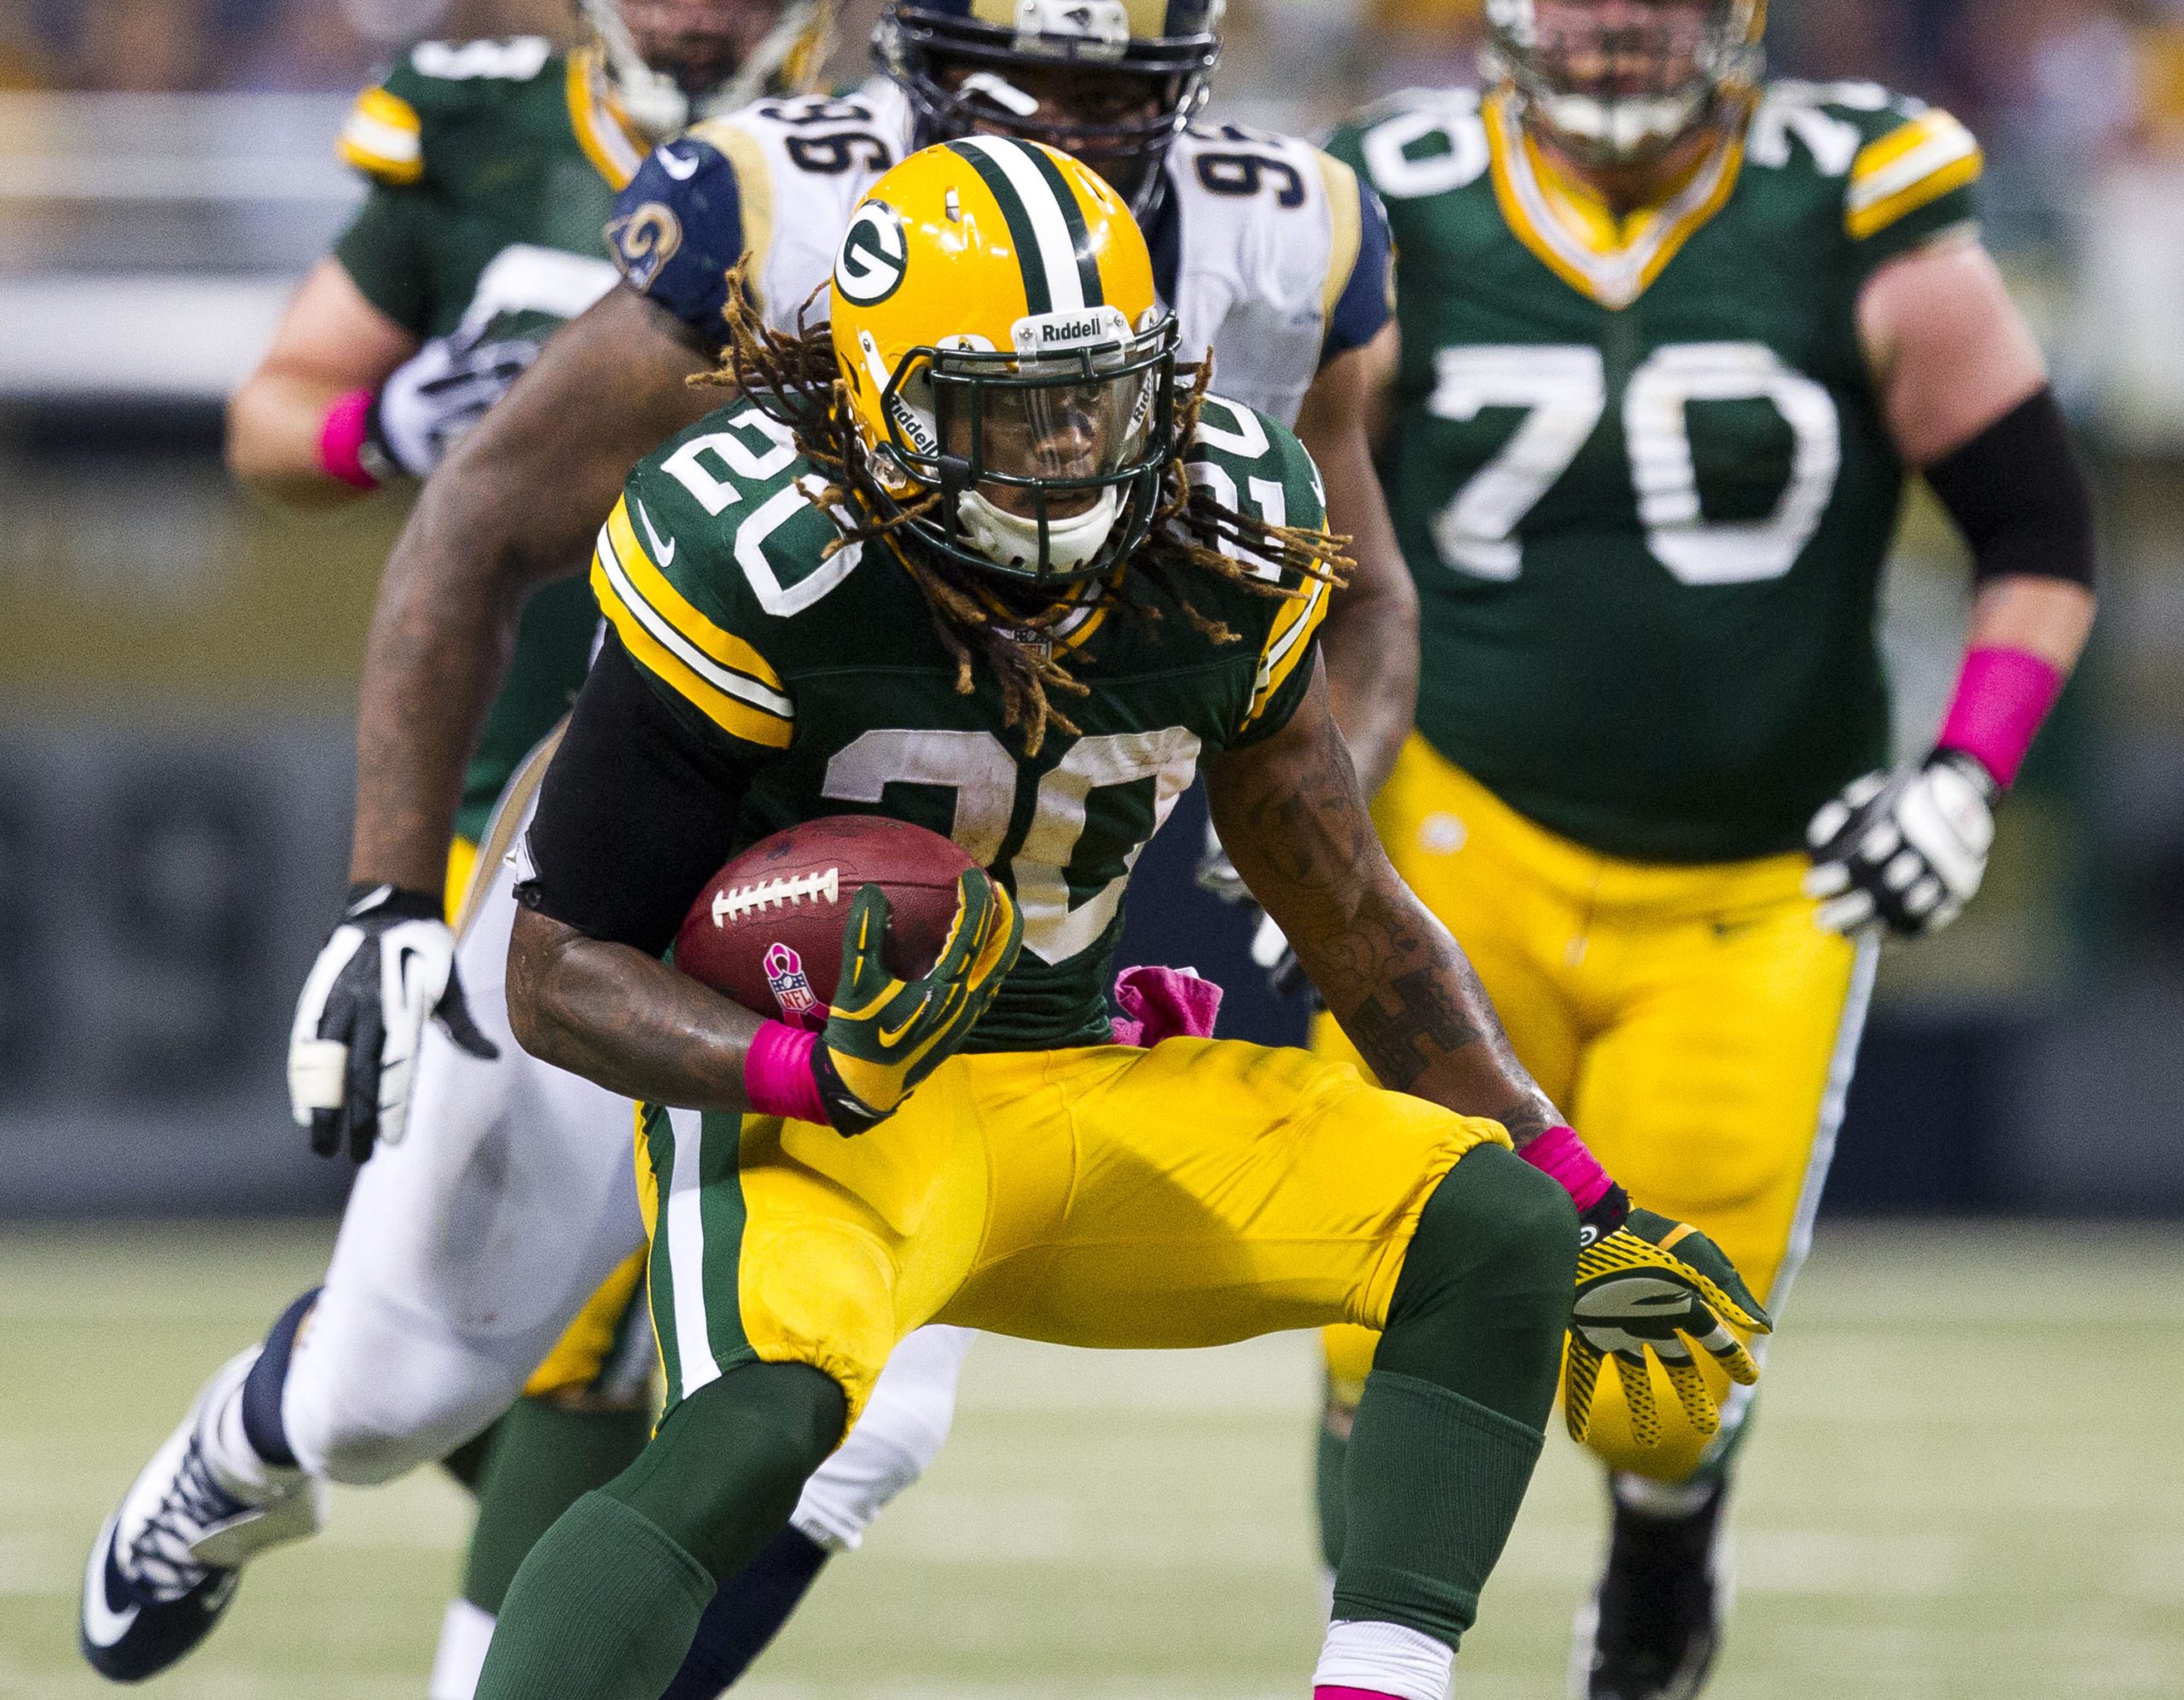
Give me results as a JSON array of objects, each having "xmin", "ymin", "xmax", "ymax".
[{"xmin": 1, "ymin": 0, "xmax": 2181, "ymax": 1695}]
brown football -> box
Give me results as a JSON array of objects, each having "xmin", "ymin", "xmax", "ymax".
[{"xmin": 675, "ymin": 815, "xmax": 976, "ymax": 1028}]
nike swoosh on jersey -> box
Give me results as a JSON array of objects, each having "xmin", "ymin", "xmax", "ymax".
[
  {"xmin": 636, "ymin": 498, "xmax": 678, "ymax": 567},
  {"xmin": 659, "ymin": 146, "xmax": 701, "ymax": 181},
  {"xmin": 82, "ymin": 1519, "xmax": 141, "ymax": 1647}
]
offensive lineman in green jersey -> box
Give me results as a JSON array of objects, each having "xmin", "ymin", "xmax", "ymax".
[
  {"xmin": 476, "ymin": 135, "xmax": 1769, "ymax": 1700},
  {"xmin": 101, "ymin": 8, "xmax": 834, "ymax": 1694},
  {"xmin": 1315, "ymin": 3, "xmax": 2098, "ymax": 1695}
]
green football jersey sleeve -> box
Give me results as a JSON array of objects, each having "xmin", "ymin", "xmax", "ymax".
[
  {"xmin": 327, "ymin": 36, "xmax": 646, "ymax": 841},
  {"xmin": 594, "ymin": 394, "xmax": 1335, "ymax": 1048},
  {"xmin": 1330, "ymin": 82, "xmax": 1985, "ymax": 864}
]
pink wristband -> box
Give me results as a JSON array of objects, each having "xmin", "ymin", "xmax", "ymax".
[
  {"xmin": 317, "ymin": 387, "xmax": 380, "ymax": 490},
  {"xmin": 1936, "ymin": 646, "xmax": 2064, "ymax": 791},
  {"xmin": 743, "ymin": 1020, "xmax": 829, "ymax": 1124},
  {"xmin": 1519, "ymin": 1123, "xmax": 1614, "ymax": 1212}
]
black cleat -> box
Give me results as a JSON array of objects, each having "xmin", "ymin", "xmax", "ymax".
[{"xmin": 1571, "ymin": 1475, "xmax": 1733, "ymax": 1700}]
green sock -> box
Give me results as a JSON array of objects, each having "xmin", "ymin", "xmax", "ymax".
[
  {"xmin": 1333, "ymin": 1371, "xmax": 1544, "ymax": 1646},
  {"xmin": 474, "ymin": 1491, "xmax": 712, "ymax": 1700},
  {"xmin": 464, "ymin": 1398, "xmax": 655, "ymax": 1615},
  {"xmin": 1315, "ymin": 1395, "xmax": 1350, "ymax": 1572}
]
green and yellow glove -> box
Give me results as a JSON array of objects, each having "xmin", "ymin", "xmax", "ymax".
[
  {"xmin": 1565, "ymin": 1187, "xmax": 1773, "ymax": 1448},
  {"xmin": 809, "ymin": 871, "xmax": 1021, "ymax": 1134}
]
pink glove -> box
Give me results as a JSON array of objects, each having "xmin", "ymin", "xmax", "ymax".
[{"xmin": 1110, "ymin": 966, "xmax": 1223, "ymax": 1047}]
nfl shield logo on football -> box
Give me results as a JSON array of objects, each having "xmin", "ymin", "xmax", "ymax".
[{"xmin": 764, "ymin": 943, "xmax": 822, "ymax": 1026}]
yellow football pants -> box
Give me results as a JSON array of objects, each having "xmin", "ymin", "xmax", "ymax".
[
  {"xmin": 636, "ymin": 1038, "xmax": 1510, "ymax": 1427},
  {"xmin": 450, "ymin": 799, "xmax": 653, "ymax": 1407},
  {"xmin": 1317, "ymin": 736, "xmax": 1873, "ymax": 1480}
]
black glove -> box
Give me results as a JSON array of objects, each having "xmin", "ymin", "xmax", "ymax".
[{"xmin": 287, "ymin": 883, "xmax": 498, "ymax": 1162}]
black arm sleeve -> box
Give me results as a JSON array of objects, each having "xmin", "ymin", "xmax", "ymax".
[
  {"xmin": 1922, "ymin": 386, "xmax": 2097, "ymax": 591},
  {"xmin": 516, "ymin": 634, "xmax": 752, "ymax": 955}
]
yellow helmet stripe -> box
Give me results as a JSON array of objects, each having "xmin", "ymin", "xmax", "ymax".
[{"xmin": 946, "ymin": 137, "xmax": 1102, "ymax": 314}]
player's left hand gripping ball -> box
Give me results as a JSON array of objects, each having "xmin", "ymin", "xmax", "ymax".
[
  {"xmin": 1565, "ymin": 1189, "xmax": 1772, "ymax": 1448},
  {"xmin": 1803, "ymin": 750, "xmax": 1998, "ymax": 938},
  {"xmin": 810, "ymin": 870, "xmax": 1022, "ymax": 1134},
  {"xmin": 287, "ymin": 884, "xmax": 499, "ymax": 1161}
]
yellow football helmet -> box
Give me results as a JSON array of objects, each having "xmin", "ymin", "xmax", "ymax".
[
  {"xmin": 830, "ymin": 136, "xmax": 1178, "ymax": 585},
  {"xmin": 1484, "ymin": 0, "xmax": 1766, "ymax": 165}
]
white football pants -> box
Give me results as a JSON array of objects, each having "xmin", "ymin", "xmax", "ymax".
[{"xmin": 273, "ymin": 783, "xmax": 973, "ymax": 1545}]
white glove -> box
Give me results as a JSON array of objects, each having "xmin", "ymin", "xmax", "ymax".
[
  {"xmin": 288, "ymin": 884, "xmax": 497, "ymax": 1161},
  {"xmin": 368, "ymin": 330, "xmax": 540, "ymax": 479},
  {"xmin": 1194, "ymin": 824, "xmax": 1314, "ymax": 1001},
  {"xmin": 1803, "ymin": 750, "xmax": 1998, "ymax": 938}
]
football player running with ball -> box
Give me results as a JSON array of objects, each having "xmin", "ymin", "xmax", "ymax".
[
  {"xmin": 471, "ymin": 136, "xmax": 1768, "ymax": 1700},
  {"xmin": 1315, "ymin": 3, "xmax": 2097, "ymax": 1695},
  {"xmin": 85, "ymin": 3, "xmax": 1420, "ymax": 1693},
  {"xmin": 81, "ymin": 4, "xmax": 841, "ymax": 1695}
]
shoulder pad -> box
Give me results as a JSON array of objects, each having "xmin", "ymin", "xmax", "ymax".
[
  {"xmin": 1182, "ymin": 394, "xmax": 1334, "ymax": 738},
  {"xmin": 1749, "ymin": 82, "xmax": 1982, "ymax": 247},
  {"xmin": 1185, "ymin": 394, "xmax": 1329, "ymax": 576},
  {"xmin": 612, "ymin": 88, "xmax": 906, "ymax": 345},
  {"xmin": 595, "ymin": 402, "xmax": 862, "ymax": 747},
  {"xmin": 1163, "ymin": 125, "xmax": 1391, "ymax": 421},
  {"xmin": 1330, "ymin": 87, "xmax": 1491, "ymax": 204},
  {"xmin": 338, "ymin": 38, "xmax": 558, "ymax": 186}
]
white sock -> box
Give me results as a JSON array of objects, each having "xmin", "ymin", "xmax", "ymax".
[
  {"xmin": 1313, "ymin": 1618, "xmax": 1453, "ymax": 1700},
  {"xmin": 428, "ymin": 1597, "xmax": 496, "ymax": 1700}
]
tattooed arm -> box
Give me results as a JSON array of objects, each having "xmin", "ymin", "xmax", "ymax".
[
  {"xmin": 352, "ymin": 285, "xmax": 716, "ymax": 892},
  {"xmin": 1203, "ymin": 660, "xmax": 1560, "ymax": 1145}
]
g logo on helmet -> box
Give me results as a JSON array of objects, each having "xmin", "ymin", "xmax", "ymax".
[
  {"xmin": 835, "ymin": 202, "xmax": 909, "ymax": 306},
  {"xmin": 607, "ymin": 202, "xmax": 682, "ymax": 293}
]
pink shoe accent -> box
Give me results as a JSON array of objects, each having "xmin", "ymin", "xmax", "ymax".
[
  {"xmin": 743, "ymin": 1020, "xmax": 828, "ymax": 1123},
  {"xmin": 1936, "ymin": 645, "xmax": 2065, "ymax": 790},
  {"xmin": 1519, "ymin": 1123, "xmax": 1614, "ymax": 1212},
  {"xmin": 317, "ymin": 387, "xmax": 380, "ymax": 490},
  {"xmin": 1109, "ymin": 964, "xmax": 1223, "ymax": 1047}
]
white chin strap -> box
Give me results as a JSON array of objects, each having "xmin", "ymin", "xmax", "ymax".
[
  {"xmin": 1538, "ymin": 87, "xmax": 1710, "ymax": 161},
  {"xmin": 958, "ymin": 485, "xmax": 1121, "ymax": 575}
]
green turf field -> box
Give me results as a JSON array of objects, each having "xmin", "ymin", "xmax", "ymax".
[{"xmin": 3, "ymin": 1222, "xmax": 2179, "ymax": 1699}]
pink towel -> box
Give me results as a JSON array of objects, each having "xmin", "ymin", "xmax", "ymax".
[{"xmin": 1110, "ymin": 965, "xmax": 1223, "ymax": 1047}]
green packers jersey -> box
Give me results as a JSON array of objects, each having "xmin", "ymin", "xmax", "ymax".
[
  {"xmin": 333, "ymin": 36, "xmax": 648, "ymax": 839},
  {"xmin": 590, "ymin": 394, "xmax": 1333, "ymax": 1051},
  {"xmin": 1328, "ymin": 81, "xmax": 1985, "ymax": 862}
]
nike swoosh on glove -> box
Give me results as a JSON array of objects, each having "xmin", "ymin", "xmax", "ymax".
[
  {"xmin": 1804, "ymin": 749, "xmax": 1997, "ymax": 938},
  {"xmin": 1565, "ymin": 1188, "xmax": 1772, "ymax": 1448},
  {"xmin": 809, "ymin": 871, "xmax": 1021, "ymax": 1135},
  {"xmin": 287, "ymin": 884, "xmax": 497, "ymax": 1162}
]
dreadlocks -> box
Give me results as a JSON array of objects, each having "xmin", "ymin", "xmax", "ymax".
[{"xmin": 700, "ymin": 262, "xmax": 1353, "ymax": 757}]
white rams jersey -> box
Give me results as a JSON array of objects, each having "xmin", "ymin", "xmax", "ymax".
[{"xmin": 607, "ymin": 79, "xmax": 1393, "ymax": 427}]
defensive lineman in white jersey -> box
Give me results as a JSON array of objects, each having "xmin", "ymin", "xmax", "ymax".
[{"xmin": 84, "ymin": 3, "xmax": 1411, "ymax": 1692}]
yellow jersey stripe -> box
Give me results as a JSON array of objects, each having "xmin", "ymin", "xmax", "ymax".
[
  {"xmin": 566, "ymin": 46, "xmax": 646, "ymax": 190},
  {"xmin": 1244, "ymin": 574, "xmax": 1331, "ymax": 728},
  {"xmin": 688, "ymin": 118, "xmax": 776, "ymax": 313},
  {"xmin": 599, "ymin": 500, "xmax": 793, "ymax": 707},
  {"xmin": 337, "ymin": 87, "xmax": 422, "ymax": 184},
  {"xmin": 1316, "ymin": 151, "xmax": 1366, "ymax": 325},
  {"xmin": 592, "ymin": 554, "xmax": 795, "ymax": 749},
  {"xmin": 1846, "ymin": 114, "xmax": 1982, "ymax": 240}
]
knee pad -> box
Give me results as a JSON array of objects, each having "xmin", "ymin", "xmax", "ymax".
[
  {"xmin": 1374, "ymin": 1145, "xmax": 1578, "ymax": 1432},
  {"xmin": 613, "ymin": 1362, "xmax": 845, "ymax": 1581},
  {"xmin": 284, "ymin": 1317, "xmax": 518, "ymax": 1485}
]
